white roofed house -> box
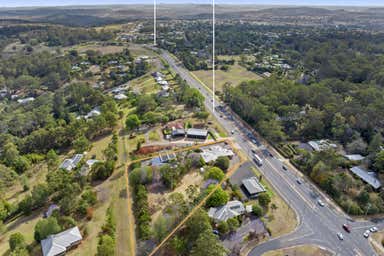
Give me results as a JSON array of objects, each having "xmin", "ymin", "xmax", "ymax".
[
  {"xmin": 59, "ymin": 154, "xmax": 83, "ymax": 171},
  {"xmin": 350, "ymin": 166, "xmax": 382, "ymax": 190},
  {"xmin": 41, "ymin": 226, "xmax": 82, "ymax": 256},
  {"xmin": 200, "ymin": 145, "xmax": 234, "ymax": 163},
  {"xmin": 208, "ymin": 200, "xmax": 245, "ymax": 222}
]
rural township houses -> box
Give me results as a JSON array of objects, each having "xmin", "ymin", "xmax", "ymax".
[
  {"xmin": 59, "ymin": 154, "xmax": 83, "ymax": 171},
  {"xmin": 350, "ymin": 166, "xmax": 382, "ymax": 190},
  {"xmin": 186, "ymin": 128, "xmax": 208, "ymax": 140},
  {"xmin": 208, "ymin": 200, "xmax": 245, "ymax": 222},
  {"xmin": 241, "ymin": 177, "xmax": 266, "ymax": 199},
  {"xmin": 41, "ymin": 226, "xmax": 82, "ymax": 256},
  {"xmin": 200, "ymin": 145, "xmax": 234, "ymax": 163},
  {"xmin": 307, "ymin": 139, "xmax": 337, "ymax": 152}
]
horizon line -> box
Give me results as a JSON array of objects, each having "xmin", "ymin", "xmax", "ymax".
[{"xmin": 1, "ymin": 3, "xmax": 384, "ymax": 8}]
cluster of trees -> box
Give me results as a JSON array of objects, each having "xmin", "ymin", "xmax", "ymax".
[
  {"xmin": 294, "ymin": 149, "xmax": 384, "ymax": 214},
  {"xmin": 91, "ymin": 133, "xmax": 118, "ymax": 181},
  {"xmin": 166, "ymin": 209, "xmax": 227, "ymax": 255},
  {"xmin": 96, "ymin": 206, "xmax": 116, "ymax": 256},
  {"xmin": 0, "ymin": 51, "xmax": 71, "ymax": 92},
  {"xmin": 129, "ymin": 166, "xmax": 153, "ymax": 240},
  {"xmin": 160, "ymin": 158, "xmax": 194, "ymax": 190},
  {"xmin": 19, "ymin": 26, "xmax": 114, "ymax": 47}
]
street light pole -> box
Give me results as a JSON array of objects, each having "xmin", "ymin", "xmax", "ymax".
[
  {"xmin": 212, "ymin": 0, "xmax": 215, "ymax": 112},
  {"xmin": 154, "ymin": 0, "xmax": 157, "ymax": 46}
]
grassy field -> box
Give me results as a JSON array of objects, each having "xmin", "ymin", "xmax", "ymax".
[
  {"xmin": 371, "ymin": 230, "xmax": 384, "ymax": 255},
  {"xmin": 262, "ymin": 245, "xmax": 332, "ymax": 256},
  {"xmin": 192, "ymin": 56, "xmax": 261, "ymax": 91}
]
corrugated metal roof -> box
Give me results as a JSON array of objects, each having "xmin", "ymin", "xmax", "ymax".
[
  {"xmin": 41, "ymin": 226, "xmax": 82, "ymax": 256},
  {"xmin": 242, "ymin": 177, "xmax": 266, "ymax": 195},
  {"xmin": 350, "ymin": 166, "xmax": 381, "ymax": 189},
  {"xmin": 186, "ymin": 128, "xmax": 208, "ymax": 137}
]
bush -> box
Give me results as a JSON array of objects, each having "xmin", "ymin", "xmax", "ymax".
[
  {"xmin": 204, "ymin": 167, "xmax": 225, "ymax": 181},
  {"xmin": 34, "ymin": 217, "xmax": 61, "ymax": 242},
  {"xmin": 252, "ymin": 204, "xmax": 263, "ymax": 217},
  {"xmin": 205, "ymin": 185, "xmax": 229, "ymax": 207},
  {"xmin": 258, "ymin": 193, "xmax": 271, "ymax": 208},
  {"xmin": 9, "ymin": 232, "xmax": 25, "ymax": 251},
  {"xmin": 217, "ymin": 221, "xmax": 229, "ymax": 234},
  {"xmin": 214, "ymin": 156, "xmax": 230, "ymax": 171},
  {"xmin": 227, "ymin": 218, "xmax": 240, "ymax": 232},
  {"xmin": 96, "ymin": 234, "xmax": 115, "ymax": 256}
]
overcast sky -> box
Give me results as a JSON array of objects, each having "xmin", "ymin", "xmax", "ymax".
[{"xmin": 2, "ymin": 0, "xmax": 384, "ymax": 8}]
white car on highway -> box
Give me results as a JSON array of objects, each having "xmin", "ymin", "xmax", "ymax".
[
  {"xmin": 337, "ymin": 232, "xmax": 344, "ymax": 240},
  {"xmin": 317, "ymin": 199, "xmax": 325, "ymax": 207},
  {"xmin": 370, "ymin": 226, "xmax": 378, "ymax": 233},
  {"xmin": 363, "ymin": 230, "xmax": 370, "ymax": 238}
]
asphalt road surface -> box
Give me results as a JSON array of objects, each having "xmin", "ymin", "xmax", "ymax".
[{"xmin": 159, "ymin": 48, "xmax": 384, "ymax": 256}]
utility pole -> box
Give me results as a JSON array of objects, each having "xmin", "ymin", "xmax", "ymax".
[
  {"xmin": 212, "ymin": 0, "xmax": 215, "ymax": 112},
  {"xmin": 154, "ymin": 0, "xmax": 157, "ymax": 46}
]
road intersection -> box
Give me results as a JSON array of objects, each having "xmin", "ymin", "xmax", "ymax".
[{"xmin": 159, "ymin": 48, "xmax": 383, "ymax": 256}]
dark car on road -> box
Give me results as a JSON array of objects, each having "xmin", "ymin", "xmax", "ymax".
[{"xmin": 343, "ymin": 224, "xmax": 351, "ymax": 233}]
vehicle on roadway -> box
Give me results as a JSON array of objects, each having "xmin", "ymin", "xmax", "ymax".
[
  {"xmin": 343, "ymin": 224, "xmax": 351, "ymax": 233},
  {"xmin": 337, "ymin": 232, "xmax": 344, "ymax": 240},
  {"xmin": 253, "ymin": 154, "xmax": 263, "ymax": 166},
  {"xmin": 231, "ymin": 130, "xmax": 235, "ymax": 134},
  {"xmin": 282, "ymin": 165, "xmax": 288, "ymax": 171},
  {"xmin": 317, "ymin": 199, "xmax": 325, "ymax": 207},
  {"xmin": 296, "ymin": 178, "xmax": 303, "ymax": 184},
  {"xmin": 370, "ymin": 227, "xmax": 378, "ymax": 233},
  {"xmin": 363, "ymin": 230, "xmax": 370, "ymax": 238}
]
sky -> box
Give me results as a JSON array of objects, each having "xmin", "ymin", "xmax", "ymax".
[{"xmin": 1, "ymin": 0, "xmax": 384, "ymax": 8}]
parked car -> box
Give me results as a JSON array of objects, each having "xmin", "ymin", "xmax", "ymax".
[
  {"xmin": 370, "ymin": 227, "xmax": 378, "ymax": 233},
  {"xmin": 317, "ymin": 199, "xmax": 325, "ymax": 207},
  {"xmin": 342, "ymin": 224, "xmax": 351, "ymax": 233},
  {"xmin": 363, "ymin": 230, "xmax": 370, "ymax": 238},
  {"xmin": 213, "ymin": 230, "xmax": 219, "ymax": 236},
  {"xmin": 337, "ymin": 232, "xmax": 344, "ymax": 240}
]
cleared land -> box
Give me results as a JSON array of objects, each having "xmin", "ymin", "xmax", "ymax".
[
  {"xmin": 262, "ymin": 245, "xmax": 332, "ymax": 256},
  {"xmin": 371, "ymin": 231, "xmax": 384, "ymax": 255},
  {"xmin": 192, "ymin": 56, "xmax": 261, "ymax": 91}
]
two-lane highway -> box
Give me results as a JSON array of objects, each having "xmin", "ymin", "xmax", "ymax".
[{"xmin": 159, "ymin": 48, "xmax": 382, "ymax": 256}]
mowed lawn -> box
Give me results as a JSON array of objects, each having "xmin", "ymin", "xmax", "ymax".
[
  {"xmin": 262, "ymin": 245, "xmax": 333, "ymax": 256},
  {"xmin": 192, "ymin": 58, "xmax": 261, "ymax": 91}
]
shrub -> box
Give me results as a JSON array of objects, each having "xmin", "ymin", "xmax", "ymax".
[
  {"xmin": 258, "ymin": 193, "xmax": 271, "ymax": 208},
  {"xmin": 204, "ymin": 167, "xmax": 225, "ymax": 181},
  {"xmin": 214, "ymin": 156, "xmax": 230, "ymax": 171},
  {"xmin": 252, "ymin": 204, "xmax": 263, "ymax": 217},
  {"xmin": 9, "ymin": 232, "xmax": 25, "ymax": 251},
  {"xmin": 217, "ymin": 221, "xmax": 229, "ymax": 234}
]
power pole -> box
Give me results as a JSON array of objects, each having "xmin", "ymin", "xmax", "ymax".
[
  {"xmin": 212, "ymin": 0, "xmax": 215, "ymax": 112},
  {"xmin": 154, "ymin": 0, "xmax": 157, "ymax": 46}
]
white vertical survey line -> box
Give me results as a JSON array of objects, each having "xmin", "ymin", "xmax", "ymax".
[
  {"xmin": 154, "ymin": 0, "xmax": 157, "ymax": 46},
  {"xmin": 212, "ymin": 0, "xmax": 215, "ymax": 112}
]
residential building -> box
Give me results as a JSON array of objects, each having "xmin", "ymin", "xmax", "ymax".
[
  {"xmin": 171, "ymin": 128, "xmax": 186, "ymax": 138},
  {"xmin": 344, "ymin": 154, "xmax": 365, "ymax": 161},
  {"xmin": 186, "ymin": 128, "xmax": 208, "ymax": 140},
  {"xmin": 307, "ymin": 140, "xmax": 337, "ymax": 152},
  {"xmin": 41, "ymin": 226, "xmax": 82, "ymax": 256},
  {"xmin": 17, "ymin": 97, "xmax": 35, "ymax": 104},
  {"xmin": 59, "ymin": 154, "xmax": 83, "ymax": 171},
  {"xmin": 350, "ymin": 166, "xmax": 382, "ymax": 190},
  {"xmin": 242, "ymin": 177, "xmax": 266, "ymax": 199},
  {"xmin": 200, "ymin": 145, "xmax": 234, "ymax": 163},
  {"xmin": 208, "ymin": 200, "xmax": 245, "ymax": 222}
]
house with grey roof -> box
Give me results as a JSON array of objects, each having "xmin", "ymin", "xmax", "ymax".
[
  {"xmin": 200, "ymin": 145, "xmax": 234, "ymax": 163},
  {"xmin": 186, "ymin": 128, "xmax": 208, "ymax": 140},
  {"xmin": 41, "ymin": 226, "xmax": 82, "ymax": 256},
  {"xmin": 242, "ymin": 177, "xmax": 266, "ymax": 199},
  {"xmin": 59, "ymin": 154, "xmax": 83, "ymax": 171},
  {"xmin": 350, "ymin": 166, "xmax": 382, "ymax": 190},
  {"xmin": 208, "ymin": 200, "xmax": 245, "ymax": 222}
]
